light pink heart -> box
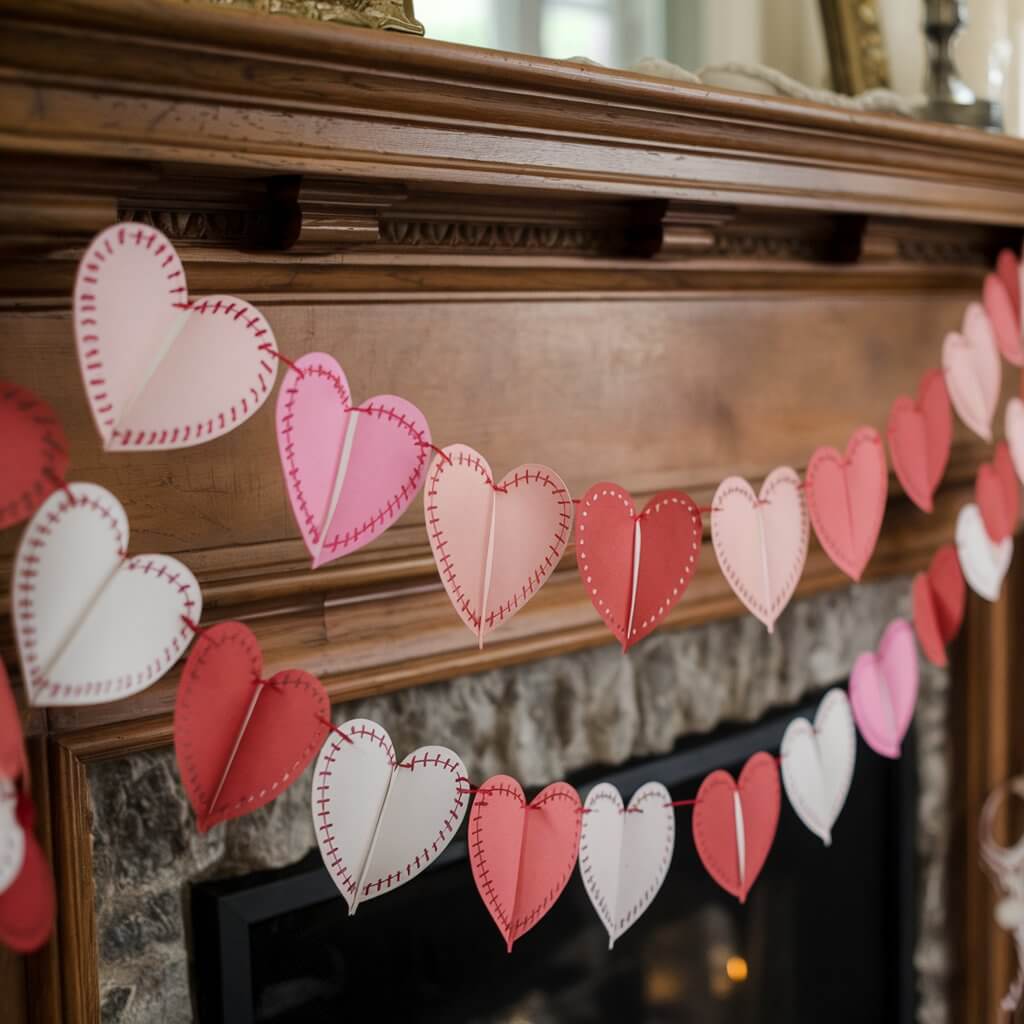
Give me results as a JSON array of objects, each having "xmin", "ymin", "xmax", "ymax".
[
  {"xmin": 711, "ymin": 467, "xmax": 808, "ymax": 632},
  {"xmin": 1007, "ymin": 398, "xmax": 1024, "ymax": 487},
  {"xmin": 276, "ymin": 353, "xmax": 430, "ymax": 568},
  {"xmin": 942, "ymin": 302, "xmax": 1002, "ymax": 442},
  {"xmin": 849, "ymin": 618, "xmax": 919, "ymax": 759}
]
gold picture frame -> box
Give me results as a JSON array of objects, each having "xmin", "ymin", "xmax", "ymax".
[
  {"xmin": 209, "ymin": 0, "xmax": 424, "ymax": 34},
  {"xmin": 819, "ymin": 0, "xmax": 891, "ymax": 94}
]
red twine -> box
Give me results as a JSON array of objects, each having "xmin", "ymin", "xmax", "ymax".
[{"xmin": 261, "ymin": 344, "xmax": 304, "ymax": 379}]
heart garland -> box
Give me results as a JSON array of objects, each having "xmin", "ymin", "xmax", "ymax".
[
  {"xmin": 942, "ymin": 303, "xmax": 1002, "ymax": 442},
  {"xmin": 12, "ymin": 483, "xmax": 201, "ymax": 707},
  {"xmin": 1007, "ymin": 398, "xmax": 1024, "ymax": 486},
  {"xmin": 578, "ymin": 782, "xmax": 674, "ymax": 949},
  {"xmin": 976, "ymin": 442, "xmax": 1021, "ymax": 544},
  {"xmin": 886, "ymin": 370, "xmax": 952, "ymax": 514},
  {"xmin": 956, "ymin": 503, "xmax": 1013, "ymax": 602},
  {"xmin": 275, "ymin": 353, "xmax": 431, "ymax": 568},
  {"xmin": 912, "ymin": 545, "xmax": 966, "ymax": 668},
  {"xmin": 469, "ymin": 776, "xmax": 582, "ymax": 951},
  {"xmin": 426, "ymin": 445, "xmax": 573, "ymax": 644},
  {"xmin": 711, "ymin": 468, "xmax": 808, "ymax": 632},
  {"xmin": 575, "ymin": 485, "xmax": 701, "ymax": 650},
  {"xmin": 74, "ymin": 224, "xmax": 279, "ymax": 450},
  {"xmin": 984, "ymin": 270, "xmax": 1024, "ymax": 367},
  {"xmin": 174, "ymin": 622, "xmax": 329, "ymax": 833}
]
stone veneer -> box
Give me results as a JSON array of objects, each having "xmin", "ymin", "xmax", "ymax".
[{"xmin": 88, "ymin": 579, "xmax": 949, "ymax": 1022}]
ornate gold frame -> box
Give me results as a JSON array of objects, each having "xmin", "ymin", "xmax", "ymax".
[
  {"xmin": 819, "ymin": 0, "xmax": 891, "ymax": 94},
  {"xmin": 209, "ymin": 0, "xmax": 423, "ymax": 34}
]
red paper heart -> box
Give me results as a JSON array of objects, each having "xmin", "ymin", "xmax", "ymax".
[
  {"xmin": 976, "ymin": 442, "xmax": 1021, "ymax": 543},
  {"xmin": 806, "ymin": 427, "xmax": 888, "ymax": 581},
  {"xmin": 0, "ymin": 794, "xmax": 54, "ymax": 954},
  {"xmin": 912, "ymin": 545, "xmax": 966, "ymax": 668},
  {"xmin": 174, "ymin": 622, "xmax": 329, "ymax": 832},
  {"xmin": 886, "ymin": 370, "xmax": 952, "ymax": 513},
  {"xmin": 469, "ymin": 776, "xmax": 581, "ymax": 952},
  {"xmin": 576, "ymin": 485, "xmax": 701, "ymax": 650},
  {"xmin": 0, "ymin": 380, "xmax": 69, "ymax": 532},
  {"xmin": 984, "ymin": 271, "xmax": 1024, "ymax": 367},
  {"xmin": 0, "ymin": 659, "xmax": 27, "ymax": 785},
  {"xmin": 996, "ymin": 249, "xmax": 1020, "ymax": 319},
  {"xmin": 692, "ymin": 752, "xmax": 780, "ymax": 904}
]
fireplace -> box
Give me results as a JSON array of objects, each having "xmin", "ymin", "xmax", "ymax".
[{"xmin": 190, "ymin": 690, "xmax": 917, "ymax": 1023}]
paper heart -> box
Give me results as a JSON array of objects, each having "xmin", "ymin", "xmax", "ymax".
[
  {"xmin": 1007, "ymin": 398, "xmax": 1024, "ymax": 486},
  {"xmin": 692, "ymin": 752, "xmax": 779, "ymax": 904},
  {"xmin": 942, "ymin": 303, "xmax": 1002, "ymax": 441},
  {"xmin": 956, "ymin": 502, "xmax": 1013, "ymax": 602},
  {"xmin": 426, "ymin": 446, "xmax": 573, "ymax": 644},
  {"xmin": 849, "ymin": 619, "xmax": 919, "ymax": 759},
  {"xmin": 579, "ymin": 782, "xmax": 674, "ymax": 949},
  {"xmin": 470, "ymin": 776, "xmax": 581, "ymax": 951},
  {"xmin": 996, "ymin": 248, "xmax": 1021, "ymax": 319},
  {"xmin": 0, "ymin": 659, "xmax": 27, "ymax": 785},
  {"xmin": 0, "ymin": 380, "xmax": 69, "ymax": 532},
  {"xmin": 805, "ymin": 427, "xmax": 887, "ymax": 581},
  {"xmin": 0, "ymin": 781, "xmax": 25, "ymax": 897},
  {"xmin": 780, "ymin": 689, "xmax": 856, "ymax": 846},
  {"xmin": 175, "ymin": 622, "xmax": 328, "ymax": 832},
  {"xmin": 74, "ymin": 223, "xmax": 278, "ymax": 450},
  {"xmin": 912, "ymin": 545, "xmax": 966, "ymax": 668},
  {"xmin": 576, "ymin": 485, "xmax": 701, "ymax": 650},
  {"xmin": 712, "ymin": 468, "xmax": 808, "ymax": 633},
  {"xmin": 0, "ymin": 793, "xmax": 54, "ymax": 954},
  {"xmin": 313, "ymin": 719, "xmax": 468, "ymax": 914},
  {"xmin": 12, "ymin": 483, "xmax": 201, "ymax": 706},
  {"xmin": 276, "ymin": 353, "xmax": 431, "ymax": 568},
  {"xmin": 886, "ymin": 370, "xmax": 952, "ymax": 513},
  {"xmin": 976, "ymin": 442, "xmax": 1021, "ymax": 543},
  {"xmin": 984, "ymin": 271, "xmax": 1024, "ymax": 367}
]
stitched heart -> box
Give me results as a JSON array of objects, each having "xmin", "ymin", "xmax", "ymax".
[
  {"xmin": 426, "ymin": 445, "xmax": 573, "ymax": 643},
  {"xmin": 175, "ymin": 622, "xmax": 328, "ymax": 833},
  {"xmin": 0, "ymin": 793, "xmax": 54, "ymax": 954},
  {"xmin": 579, "ymin": 782, "xmax": 674, "ymax": 949},
  {"xmin": 576, "ymin": 484, "xmax": 700, "ymax": 650},
  {"xmin": 692, "ymin": 752, "xmax": 780, "ymax": 904},
  {"xmin": 912, "ymin": 545, "xmax": 966, "ymax": 668},
  {"xmin": 712, "ymin": 467, "xmax": 808, "ymax": 633},
  {"xmin": 805, "ymin": 426, "xmax": 887, "ymax": 581},
  {"xmin": 942, "ymin": 303, "xmax": 1002, "ymax": 441},
  {"xmin": 780, "ymin": 689, "xmax": 856, "ymax": 846},
  {"xmin": 976, "ymin": 442, "xmax": 1020, "ymax": 543},
  {"xmin": 0, "ymin": 781, "xmax": 25, "ymax": 898},
  {"xmin": 469, "ymin": 776, "xmax": 581, "ymax": 951},
  {"xmin": 886, "ymin": 369, "xmax": 952, "ymax": 513},
  {"xmin": 849, "ymin": 618, "xmax": 918, "ymax": 759},
  {"xmin": 996, "ymin": 248, "xmax": 1021, "ymax": 319},
  {"xmin": 1007, "ymin": 398, "xmax": 1024, "ymax": 486},
  {"xmin": 0, "ymin": 659, "xmax": 27, "ymax": 785},
  {"xmin": 12, "ymin": 483, "xmax": 201, "ymax": 707},
  {"xmin": 957, "ymin": 502, "xmax": 1013, "ymax": 602},
  {"xmin": 0, "ymin": 380, "xmax": 68, "ymax": 532},
  {"xmin": 984, "ymin": 271, "xmax": 1024, "ymax": 367},
  {"xmin": 74, "ymin": 223, "xmax": 278, "ymax": 450},
  {"xmin": 275, "ymin": 353, "xmax": 431, "ymax": 568}
]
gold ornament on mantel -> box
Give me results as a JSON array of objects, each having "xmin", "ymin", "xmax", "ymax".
[{"xmin": 207, "ymin": 0, "xmax": 423, "ymax": 34}]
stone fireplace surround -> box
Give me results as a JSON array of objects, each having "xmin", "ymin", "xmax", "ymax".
[{"xmin": 86, "ymin": 579, "xmax": 949, "ymax": 1023}]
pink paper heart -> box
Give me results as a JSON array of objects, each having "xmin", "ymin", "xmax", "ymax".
[
  {"xmin": 426, "ymin": 445, "xmax": 573, "ymax": 643},
  {"xmin": 996, "ymin": 248, "xmax": 1020, "ymax": 319},
  {"xmin": 984, "ymin": 271, "xmax": 1024, "ymax": 367},
  {"xmin": 711, "ymin": 467, "xmax": 808, "ymax": 632},
  {"xmin": 1006, "ymin": 398, "xmax": 1024, "ymax": 486},
  {"xmin": 886, "ymin": 369, "xmax": 952, "ymax": 514},
  {"xmin": 805, "ymin": 427, "xmax": 887, "ymax": 582},
  {"xmin": 942, "ymin": 303, "xmax": 1002, "ymax": 442},
  {"xmin": 276, "ymin": 353, "xmax": 430, "ymax": 568},
  {"xmin": 849, "ymin": 618, "xmax": 919, "ymax": 759},
  {"xmin": 74, "ymin": 224, "xmax": 278, "ymax": 450}
]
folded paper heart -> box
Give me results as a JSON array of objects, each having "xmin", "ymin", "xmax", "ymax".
[
  {"xmin": 74, "ymin": 224, "xmax": 279, "ymax": 450},
  {"xmin": 469, "ymin": 775, "xmax": 582, "ymax": 952},
  {"xmin": 576, "ymin": 484, "xmax": 701, "ymax": 650},
  {"xmin": 886, "ymin": 370, "xmax": 952, "ymax": 514},
  {"xmin": 976, "ymin": 442, "xmax": 1021, "ymax": 544},
  {"xmin": 780, "ymin": 689, "xmax": 856, "ymax": 846},
  {"xmin": 0, "ymin": 659, "xmax": 27, "ymax": 785},
  {"xmin": 1007, "ymin": 398, "xmax": 1024, "ymax": 486},
  {"xmin": 175, "ymin": 622, "xmax": 328, "ymax": 833},
  {"xmin": 984, "ymin": 271, "xmax": 1024, "ymax": 367},
  {"xmin": 312, "ymin": 718, "xmax": 468, "ymax": 914},
  {"xmin": 0, "ymin": 791, "xmax": 54, "ymax": 954},
  {"xmin": 956, "ymin": 502, "xmax": 1013, "ymax": 603},
  {"xmin": 691, "ymin": 752, "xmax": 780, "ymax": 904},
  {"xmin": 12, "ymin": 483, "xmax": 202, "ymax": 707},
  {"xmin": 0, "ymin": 380, "xmax": 69, "ymax": 532},
  {"xmin": 712, "ymin": 468, "xmax": 808, "ymax": 633},
  {"xmin": 996, "ymin": 248, "xmax": 1021, "ymax": 319},
  {"xmin": 805, "ymin": 427, "xmax": 887, "ymax": 581},
  {"xmin": 942, "ymin": 303, "xmax": 1002, "ymax": 442},
  {"xmin": 578, "ymin": 782, "xmax": 674, "ymax": 949},
  {"xmin": 849, "ymin": 618, "xmax": 918, "ymax": 759},
  {"xmin": 912, "ymin": 545, "xmax": 966, "ymax": 668},
  {"xmin": 426, "ymin": 445, "xmax": 573, "ymax": 645},
  {"xmin": 0, "ymin": 780, "xmax": 25, "ymax": 897},
  {"xmin": 275, "ymin": 353, "xmax": 431, "ymax": 569}
]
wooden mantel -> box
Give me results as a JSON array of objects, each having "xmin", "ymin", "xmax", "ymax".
[{"xmin": 0, "ymin": 1, "xmax": 1022, "ymax": 1020}]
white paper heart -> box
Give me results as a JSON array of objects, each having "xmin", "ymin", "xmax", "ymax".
[
  {"xmin": 578, "ymin": 782, "xmax": 674, "ymax": 949},
  {"xmin": 0, "ymin": 779, "xmax": 25, "ymax": 897},
  {"xmin": 956, "ymin": 502, "xmax": 1013, "ymax": 603},
  {"xmin": 780, "ymin": 689, "xmax": 856, "ymax": 846},
  {"xmin": 312, "ymin": 718, "xmax": 469, "ymax": 914},
  {"xmin": 12, "ymin": 483, "xmax": 201, "ymax": 706},
  {"xmin": 1007, "ymin": 398, "xmax": 1024, "ymax": 486}
]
